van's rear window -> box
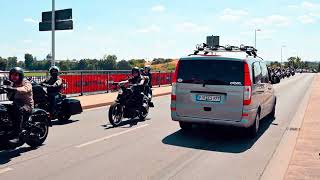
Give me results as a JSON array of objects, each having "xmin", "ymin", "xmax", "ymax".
[{"xmin": 177, "ymin": 60, "xmax": 244, "ymax": 86}]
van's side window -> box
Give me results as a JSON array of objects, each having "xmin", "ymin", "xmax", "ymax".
[
  {"xmin": 260, "ymin": 62, "xmax": 269, "ymax": 83},
  {"xmin": 253, "ymin": 62, "xmax": 262, "ymax": 84}
]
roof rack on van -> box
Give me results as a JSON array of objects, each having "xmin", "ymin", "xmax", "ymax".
[{"xmin": 189, "ymin": 43, "xmax": 258, "ymax": 57}]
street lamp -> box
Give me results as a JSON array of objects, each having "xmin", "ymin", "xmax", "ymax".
[
  {"xmin": 281, "ymin": 45, "xmax": 286, "ymax": 68},
  {"xmin": 254, "ymin": 29, "xmax": 261, "ymax": 48}
]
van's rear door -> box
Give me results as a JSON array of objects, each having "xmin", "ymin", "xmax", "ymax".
[{"xmin": 175, "ymin": 58, "xmax": 244, "ymax": 122}]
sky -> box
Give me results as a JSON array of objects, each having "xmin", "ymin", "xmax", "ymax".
[{"xmin": 0, "ymin": 0, "xmax": 319, "ymax": 62}]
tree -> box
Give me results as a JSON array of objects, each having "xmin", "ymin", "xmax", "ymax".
[
  {"xmin": 24, "ymin": 53, "xmax": 34, "ymax": 70},
  {"xmin": 7, "ymin": 57, "xmax": 18, "ymax": 69},
  {"xmin": 117, "ymin": 60, "xmax": 131, "ymax": 70},
  {"xmin": 0, "ymin": 57, "xmax": 7, "ymax": 71},
  {"xmin": 99, "ymin": 55, "xmax": 117, "ymax": 70},
  {"xmin": 78, "ymin": 59, "xmax": 88, "ymax": 70}
]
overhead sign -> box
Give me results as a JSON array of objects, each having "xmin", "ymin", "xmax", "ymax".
[
  {"xmin": 39, "ymin": 8, "xmax": 73, "ymax": 31},
  {"xmin": 42, "ymin": 8, "xmax": 72, "ymax": 22},
  {"xmin": 39, "ymin": 20, "xmax": 73, "ymax": 31}
]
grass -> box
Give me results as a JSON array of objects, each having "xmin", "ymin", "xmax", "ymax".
[{"xmin": 25, "ymin": 72, "xmax": 47, "ymax": 77}]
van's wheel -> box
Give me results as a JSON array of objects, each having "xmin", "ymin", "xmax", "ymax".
[
  {"xmin": 248, "ymin": 113, "xmax": 260, "ymax": 138},
  {"xmin": 179, "ymin": 122, "xmax": 192, "ymax": 131}
]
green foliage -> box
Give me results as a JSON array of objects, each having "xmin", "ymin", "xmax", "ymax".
[
  {"xmin": 117, "ymin": 60, "xmax": 132, "ymax": 70},
  {"xmin": 151, "ymin": 58, "xmax": 172, "ymax": 65},
  {"xmin": 128, "ymin": 59, "xmax": 145, "ymax": 68},
  {"xmin": 24, "ymin": 53, "xmax": 34, "ymax": 70}
]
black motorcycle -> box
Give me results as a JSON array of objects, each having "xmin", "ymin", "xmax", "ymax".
[
  {"xmin": 108, "ymin": 83, "xmax": 153, "ymax": 127},
  {"xmin": 0, "ymin": 86, "xmax": 50, "ymax": 150},
  {"xmin": 30, "ymin": 79, "xmax": 83, "ymax": 122}
]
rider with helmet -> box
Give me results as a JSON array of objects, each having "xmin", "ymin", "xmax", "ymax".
[
  {"xmin": 126, "ymin": 67, "xmax": 145, "ymax": 85},
  {"xmin": 40, "ymin": 66, "xmax": 63, "ymax": 117},
  {"xmin": 143, "ymin": 65, "xmax": 152, "ymax": 88},
  {"xmin": 3, "ymin": 67, "xmax": 34, "ymax": 143}
]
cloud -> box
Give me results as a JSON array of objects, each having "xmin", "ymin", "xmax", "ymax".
[
  {"xmin": 248, "ymin": 15, "xmax": 291, "ymax": 27},
  {"xmin": 298, "ymin": 15, "xmax": 316, "ymax": 24},
  {"xmin": 302, "ymin": 1, "xmax": 320, "ymax": 10},
  {"xmin": 24, "ymin": 18, "xmax": 38, "ymax": 24},
  {"xmin": 219, "ymin": 8, "xmax": 249, "ymax": 21},
  {"xmin": 23, "ymin": 40, "xmax": 33, "ymax": 43},
  {"xmin": 176, "ymin": 22, "xmax": 209, "ymax": 33},
  {"xmin": 151, "ymin": 5, "xmax": 165, "ymax": 12},
  {"xmin": 288, "ymin": 5, "xmax": 299, "ymax": 9},
  {"xmin": 137, "ymin": 25, "xmax": 161, "ymax": 33},
  {"xmin": 87, "ymin": 26, "xmax": 94, "ymax": 31}
]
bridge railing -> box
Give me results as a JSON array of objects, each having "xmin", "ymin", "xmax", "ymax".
[{"xmin": 0, "ymin": 70, "xmax": 173, "ymax": 101}]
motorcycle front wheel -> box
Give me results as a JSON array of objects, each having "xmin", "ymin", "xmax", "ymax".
[
  {"xmin": 24, "ymin": 114, "xmax": 49, "ymax": 148},
  {"xmin": 108, "ymin": 102, "xmax": 123, "ymax": 127}
]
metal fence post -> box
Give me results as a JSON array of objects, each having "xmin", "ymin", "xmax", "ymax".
[
  {"xmin": 80, "ymin": 72, "xmax": 83, "ymax": 96},
  {"xmin": 107, "ymin": 72, "xmax": 110, "ymax": 93},
  {"xmin": 170, "ymin": 71, "xmax": 173, "ymax": 86},
  {"xmin": 158, "ymin": 71, "xmax": 161, "ymax": 87}
]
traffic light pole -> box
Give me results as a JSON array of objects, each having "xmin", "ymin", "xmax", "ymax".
[{"xmin": 51, "ymin": 0, "xmax": 55, "ymax": 66}]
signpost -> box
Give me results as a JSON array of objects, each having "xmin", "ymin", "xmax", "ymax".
[{"xmin": 39, "ymin": 0, "xmax": 73, "ymax": 66}]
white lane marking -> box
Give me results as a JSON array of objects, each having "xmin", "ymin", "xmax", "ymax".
[
  {"xmin": 76, "ymin": 124, "xmax": 149, "ymax": 148},
  {"xmin": 0, "ymin": 167, "xmax": 13, "ymax": 174}
]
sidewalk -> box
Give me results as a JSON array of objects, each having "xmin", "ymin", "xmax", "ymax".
[
  {"xmin": 285, "ymin": 74, "xmax": 320, "ymax": 179},
  {"xmin": 74, "ymin": 86, "xmax": 172, "ymax": 109}
]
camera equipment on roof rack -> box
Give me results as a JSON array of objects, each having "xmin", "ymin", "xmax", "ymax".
[{"xmin": 189, "ymin": 43, "xmax": 258, "ymax": 57}]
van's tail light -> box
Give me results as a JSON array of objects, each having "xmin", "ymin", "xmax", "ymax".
[
  {"xmin": 171, "ymin": 60, "xmax": 180, "ymax": 111},
  {"xmin": 171, "ymin": 94, "xmax": 176, "ymax": 101},
  {"xmin": 243, "ymin": 62, "xmax": 252, "ymax": 105}
]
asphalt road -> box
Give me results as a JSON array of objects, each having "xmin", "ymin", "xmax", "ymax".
[{"xmin": 0, "ymin": 74, "xmax": 315, "ymax": 180}]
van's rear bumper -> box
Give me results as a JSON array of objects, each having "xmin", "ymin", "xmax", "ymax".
[{"xmin": 171, "ymin": 109, "xmax": 257, "ymax": 128}]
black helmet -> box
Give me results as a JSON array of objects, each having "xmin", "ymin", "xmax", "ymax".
[
  {"xmin": 49, "ymin": 66, "xmax": 60, "ymax": 77},
  {"xmin": 9, "ymin": 67, "xmax": 24, "ymax": 82},
  {"xmin": 144, "ymin": 65, "xmax": 151, "ymax": 72},
  {"xmin": 131, "ymin": 67, "xmax": 140, "ymax": 75}
]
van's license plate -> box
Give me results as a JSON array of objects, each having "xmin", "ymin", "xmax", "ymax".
[{"xmin": 196, "ymin": 95, "xmax": 221, "ymax": 102}]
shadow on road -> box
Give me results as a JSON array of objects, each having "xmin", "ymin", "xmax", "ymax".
[
  {"xmin": 51, "ymin": 119, "xmax": 79, "ymax": 126},
  {"xmin": 162, "ymin": 116, "xmax": 276, "ymax": 153},
  {"xmin": 103, "ymin": 117, "xmax": 150, "ymax": 129},
  {"xmin": 0, "ymin": 146, "xmax": 36, "ymax": 165}
]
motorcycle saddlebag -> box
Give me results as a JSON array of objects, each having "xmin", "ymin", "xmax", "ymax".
[{"xmin": 62, "ymin": 98, "xmax": 83, "ymax": 115}]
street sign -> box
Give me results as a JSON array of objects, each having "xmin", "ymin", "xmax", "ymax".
[
  {"xmin": 39, "ymin": 20, "xmax": 73, "ymax": 31},
  {"xmin": 42, "ymin": 8, "xmax": 72, "ymax": 22}
]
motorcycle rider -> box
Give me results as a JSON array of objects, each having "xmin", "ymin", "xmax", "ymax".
[
  {"xmin": 40, "ymin": 66, "xmax": 63, "ymax": 117},
  {"xmin": 143, "ymin": 65, "xmax": 152, "ymax": 88},
  {"xmin": 3, "ymin": 67, "xmax": 34, "ymax": 144}
]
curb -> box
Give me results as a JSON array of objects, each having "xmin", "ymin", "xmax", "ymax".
[{"xmin": 82, "ymin": 92, "xmax": 171, "ymax": 110}]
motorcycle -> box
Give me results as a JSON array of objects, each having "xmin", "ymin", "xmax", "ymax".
[
  {"xmin": 108, "ymin": 82, "xmax": 153, "ymax": 127},
  {"xmin": 0, "ymin": 86, "xmax": 50, "ymax": 150},
  {"xmin": 29, "ymin": 79, "xmax": 83, "ymax": 122}
]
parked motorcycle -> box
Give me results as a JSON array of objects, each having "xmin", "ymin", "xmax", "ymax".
[
  {"xmin": 30, "ymin": 79, "xmax": 83, "ymax": 122},
  {"xmin": 108, "ymin": 82, "xmax": 153, "ymax": 127},
  {"xmin": 0, "ymin": 86, "xmax": 50, "ymax": 150}
]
